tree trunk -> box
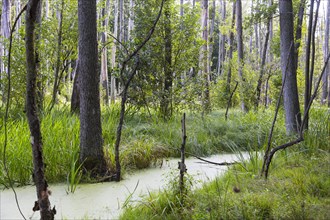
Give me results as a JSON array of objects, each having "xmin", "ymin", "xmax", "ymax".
[
  {"xmin": 50, "ymin": 0, "xmax": 65, "ymax": 111},
  {"xmin": 227, "ymin": 2, "xmax": 236, "ymax": 95},
  {"xmin": 294, "ymin": 0, "xmax": 306, "ymax": 71},
  {"xmin": 101, "ymin": 0, "xmax": 110, "ymax": 106},
  {"xmin": 236, "ymin": 0, "xmax": 246, "ymax": 111},
  {"xmin": 1, "ymin": 0, "xmax": 11, "ymax": 100},
  {"xmin": 255, "ymin": 19, "xmax": 270, "ymax": 109},
  {"xmin": 71, "ymin": 58, "xmax": 80, "ymax": 113},
  {"xmin": 322, "ymin": 0, "xmax": 330, "ymax": 105},
  {"xmin": 279, "ymin": 0, "xmax": 301, "ymax": 134},
  {"xmin": 208, "ymin": 0, "xmax": 215, "ymax": 77},
  {"xmin": 217, "ymin": 0, "xmax": 226, "ymax": 76},
  {"xmin": 110, "ymin": 0, "xmax": 119, "ymax": 103},
  {"xmin": 201, "ymin": 0, "xmax": 210, "ymax": 112},
  {"xmin": 160, "ymin": 0, "xmax": 172, "ymax": 119},
  {"xmin": 78, "ymin": 0, "xmax": 107, "ymax": 176},
  {"xmin": 25, "ymin": 0, "xmax": 56, "ymax": 219}
]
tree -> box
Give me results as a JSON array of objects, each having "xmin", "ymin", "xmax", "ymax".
[
  {"xmin": 25, "ymin": 0, "xmax": 56, "ymax": 218},
  {"xmin": 236, "ymin": 0, "xmax": 246, "ymax": 111},
  {"xmin": 78, "ymin": 0, "xmax": 107, "ymax": 176},
  {"xmin": 200, "ymin": 0, "xmax": 210, "ymax": 112},
  {"xmin": 160, "ymin": 0, "xmax": 173, "ymax": 119},
  {"xmin": 322, "ymin": 0, "xmax": 330, "ymax": 105},
  {"xmin": 101, "ymin": 0, "xmax": 110, "ymax": 105},
  {"xmin": 279, "ymin": 0, "xmax": 301, "ymax": 134}
]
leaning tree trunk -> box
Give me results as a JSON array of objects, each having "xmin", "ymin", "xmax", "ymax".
[
  {"xmin": 25, "ymin": 0, "xmax": 56, "ymax": 219},
  {"xmin": 78, "ymin": 0, "xmax": 107, "ymax": 176},
  {"xmin": 322, "ymin": 0, "xmax": 330, "ymax": 105},
  {"xmin": 279, "ymin": 0, "xmax": 301, "ymax": 134}
]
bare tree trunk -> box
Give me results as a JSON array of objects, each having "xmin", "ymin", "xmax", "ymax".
[
  {"xmin": 78, "ymin": 0, "xmax": 107, "ymax": 176},
  {"xmin": 25, "ymin": 0, "xmax": 56, "ymax": 219},
  {"xmin": 128, "ymin": 0, "xmax": 134, "ymax": 41},
  {"xmin": 71, "ymin": 57, "xmax": 80, "ymax": 113},
  {"xmin": 201, "ymin": 0, "xmax": 210, "ymax": 112},
  {"xmin": 294, "ymin": 0, "xmax": 306, "ymax": 71},
  {"xmin": 279, "ymin": 0, "xmax": 301, "ymax": 134},
  {"xmin": 217, "ymin": 0, "xmax": 226, "ymax": 76},
  {"xmin": 110, "ymin": 0, "xmax": 119, "ymax": 103},
  {"xmin": 208, "ymin": 0, "xmax": 215, "ymax": 78},
  {"xmin": 255, "ymin": 19, "xmax": 270, "ymax": 109},
  {"xmin": 236, "ymin": 0, "xmax": 246, "ymax": 111},
  {"xmin": 101, "ymin": 0, "xmax": 110, "ymax": 106},
  {"xmin": 160, "ymin": 0, "xmax": 172, "ymax": 119},
  {"xmin": 50, "ymin": 0, "xmax": 65, "ymax": 111},
  {"xmin": 226, "ymin": 2, "xmax": 236, "ymax": 95},
  {"xmin": 322, "ymin": 0, "xmax": 330, "ymax": 105},
  {"xmin": 1, "ymin": 0, "xmax": 11, "ymax": 101}
]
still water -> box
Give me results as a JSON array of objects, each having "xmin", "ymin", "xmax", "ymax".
[{"xmin": 1, "ymin": 153, "xmax": 249, "ymax": 219}]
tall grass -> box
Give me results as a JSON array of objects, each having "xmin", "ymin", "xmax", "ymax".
[
  {"xmin": 120, "ymin": 107, "xmax": 329, "ymax": 220},
  {"xmin": 1, "ymin": 105, "xmax": 308, "ymax": 187}
]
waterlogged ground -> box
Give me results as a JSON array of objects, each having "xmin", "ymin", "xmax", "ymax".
[{"xmin": 1, "ymin": 153, "xmax": 249, "ymax": 219}]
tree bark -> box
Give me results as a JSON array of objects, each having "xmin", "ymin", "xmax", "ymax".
[
  {"xmin": 110, "ymin": 0, "xmax": 119, "ymax": 103},
  {"xmin": 78, "ymin": 0, "xmax": 107, "ymax": 176},
  {"xmin": 294, "ymin": 0, "xmax": 306, "ymax": 71},
  {"xmin": 25, "ymin": 0, "xmax": 56, "ymax": 219},
  {"xmin": 226, "ymin": 2, "xmax": 236, "ymax": 96},
  {"xmin": 322, "ymin": 0, "xmax": 330, "ymax": 105},
  {"xmin": 217, "ymin": 0, "xmax": 226, "ymax": 76},
  {"xmin": 236, "ymin": 0, "xmax": 246, "ymax": 111},
  {"xmin": 279, "ymin": 0, "xmax": 301, "ymax": 134},
  {"xmin": 201, "ymin": 0, "xmax": 210, "ymax": 112},
  {"xmin": 1, "ymin": 0, "xmax": 11, "ymax": 100},
  {"xmin": 101, "ymin": 0, "xmax": 110, "ymax": 106},
  {"xmin": 160, "ymin": 0, "xmax": 173, "ymax": 119}
]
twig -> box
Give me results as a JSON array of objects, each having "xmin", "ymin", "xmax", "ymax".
[{"xmin": 2, "ymin": 4, "xmax": 28, "ymax": 220}]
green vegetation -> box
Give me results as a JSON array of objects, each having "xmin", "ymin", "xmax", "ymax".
[
  {"xmin": 120, "ymin": 107, "xmax": 329, "ymax": 220},
  {"xmin": 1, "ymin": 104, "xmax": 283, "ymax": 187}
]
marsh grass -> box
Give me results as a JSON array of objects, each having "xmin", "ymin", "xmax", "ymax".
[
  {"xmin": 120, "ymin": 107, "xmax": 329, "ymax": 220},
  {"xmin": 0, "ymin": 105, "xmax": 309, "ymax": 188}
]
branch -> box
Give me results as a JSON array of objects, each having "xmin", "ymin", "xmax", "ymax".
[
  {"xmin": 261, "ymin": 42, "xmax": 293, "ymax": 176},
  {"xmin": 264, "ymin": 52, "xmax": 330, "ymax": 179},
  {"xmin": 3, "ymin": 4, "xmax": 28, "ymax": 220}
]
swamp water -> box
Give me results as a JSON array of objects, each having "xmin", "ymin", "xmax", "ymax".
[{"xmin": 1, "ymin": 153, "xmax": 249, "ymax": 219}]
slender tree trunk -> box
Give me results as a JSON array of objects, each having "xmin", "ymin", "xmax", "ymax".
[
  {"xmin": 110, "ymin": 0, "xmax": 119, "ymax": 103},
  {"xmin": 306, "ymin": 0, "xmax": 320, "ymax": 129},
  {"xmin": 208, "ymin": 0, "xmax": 215, "ymax": 77},
  {"xmin": 78, "ymin": 0, "xmax": 107, "ymax": 176},
  {"xmin": 50, "ymin": 0, "xmax": 65, "ymax": 111},
  {"xmin": 322, "ymin": 0, "xmax": 330, "ymax": 105},
  {"xmin": 101, "ymin": 0, "xmax": 110, "ymax": 105},
  {"xmin": 1, "ymin": 0, "xmax": 11, "ymax": 101},
  {"xmin": 25, "ymin": 0, "xmax": 56, "ymax": 219},
  {"xmin": 304, "ymin": 0, "xmax": 319, "ymax": 130},
  {"xmin": 71, "ymin": 58, "xmax": 80, "ymax": 113},
  {"xmin": 128, "ymin": 0, "xmax": 134, "ymax": 41},
  {"xmin": 236, "ymin": 0, "xmax": 246, "ymax": 111},
  {"xmin": 255, "ymin": 19, "xmax": 270, "ymax": 109},
  {"xmin": 160, "ymin": 0, "xmax": 172, "ymax": 119},
  {"xmin": 201, "ymin": 0, "xmax": 210, "ymax": 112},
  {"xmin": 227, "ymin": 2, "xmax": 236, "ymax": 95},
  {"xmin": 279, "ymin": 0, "xmax": 301, "ymax": 134},
  {"xmin": 294, "ymin": 0, "xmax": 306, "ymax": 71}
]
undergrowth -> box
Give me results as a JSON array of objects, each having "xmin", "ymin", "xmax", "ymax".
[
  {"xmin": 0, "ymin": 104, "xmax": 311, "ymax": 188},
  {"xmin": 120, "ymin": 107, "xmax": 329, "ymax": 219}
]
